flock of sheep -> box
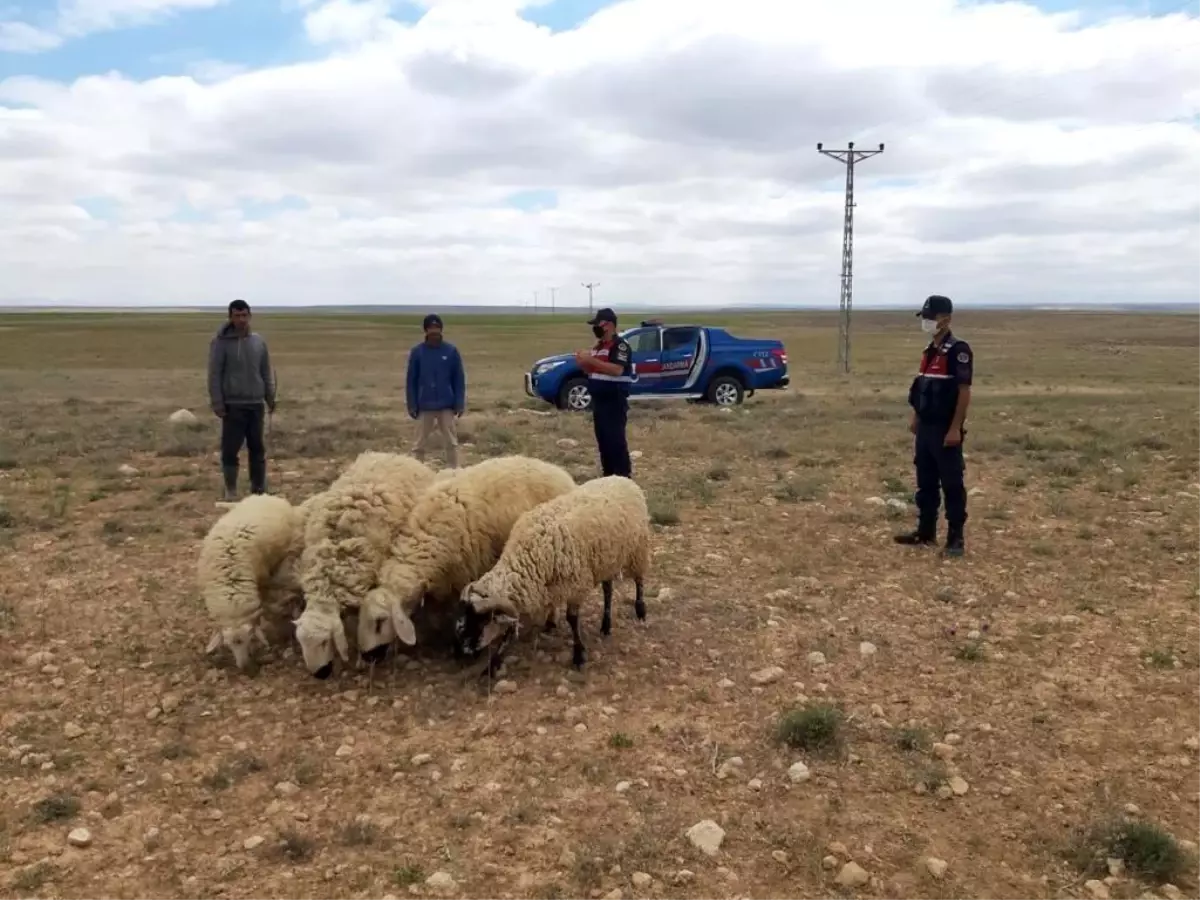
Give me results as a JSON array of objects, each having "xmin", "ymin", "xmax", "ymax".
[{"xmin": 197, "ymin": 452, "xmax": 653, "ymax": 681}]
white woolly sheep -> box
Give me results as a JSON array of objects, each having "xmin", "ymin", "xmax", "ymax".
[
  {"xmin": 293, "ymin": 451, "xmax": 437, "ymax": 678},
  {"xmin": 199, "ymin": 493, "xmax": 311, "ymax": 671},
  {"xmin": 258, "ymin": 491, "xmax": 321, "ymax": 610},
  {"xmin": 454, "ymin": 475, "xmax": 651, "ymax": 674},
  {"xmin": 357, "ymin": 455, "xmax": 577, "ymax": 663}
]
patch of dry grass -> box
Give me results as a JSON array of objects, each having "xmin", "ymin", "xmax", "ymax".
[{"xmin": 0, "ymin": 309, "xmax": 1196, "ymax": 899}]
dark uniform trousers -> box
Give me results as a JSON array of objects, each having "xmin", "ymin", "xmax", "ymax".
[
  {"xmin": 914, "ymin": 421, "xmax": 967, "ymax": 532},
  {"xmin": 220, "ymin": 403, "xmax": 267, "ymax": 494},
  {"xmin": 591, "ymin": 388, "xmax": 632, "ymax": 478}
]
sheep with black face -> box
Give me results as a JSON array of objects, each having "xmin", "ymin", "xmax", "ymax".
[{"xmin": 455, "ymin": 475, "xmax": 652, "ymax": 675}]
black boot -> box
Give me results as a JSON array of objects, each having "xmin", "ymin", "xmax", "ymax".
[
  {"xmin": 249, "ymin": 460, "xmax": 267, "ymax": 495},
  {"xmin": 894, "ymin": 520, "xmax": 936, "ymax": 546},
  {"xmin": 221, "ymin": 464, "xmax": 238, "ymax": 502},
  {"xmin": 944, "ymin": 525, "xmax": 965, "ymax": 558}
]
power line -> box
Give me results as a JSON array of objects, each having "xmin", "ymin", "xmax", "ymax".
[
  {"xmin": 817, "ymin": 140, "xmax": 884, "ymax": 375},
  {"xmin": 582, "ymin": 281, "xmax": 599, "ymax": 314}
]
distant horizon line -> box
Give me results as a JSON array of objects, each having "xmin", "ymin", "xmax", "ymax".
[{"xmin": 1, "ymin": 300, "xmax": 1197, "ymax": 315}]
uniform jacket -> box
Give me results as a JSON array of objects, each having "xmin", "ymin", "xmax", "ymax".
[
  {"xmin": 587, "ymin": 335, "xmax": 634, "ymax": 400},
  {"xmin": 207, "ymin": 322, "xmax": 276, "ymax": 413},
  {"xmin": 908, "ymin": 331, "xmax": 973, "ymax": 426},
  {"xmin": 406, "ymin": 340, "xmax": 466, "ymax": 416}
]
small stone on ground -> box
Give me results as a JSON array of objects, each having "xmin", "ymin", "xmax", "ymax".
[{"xmin": 685, "ymin": 819, "xmax": 725, "ymax": 856}]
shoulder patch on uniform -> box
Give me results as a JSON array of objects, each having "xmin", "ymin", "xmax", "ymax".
[{"xmin": 957, "ymin": 351, "xmax": 970, "ymax": 364}]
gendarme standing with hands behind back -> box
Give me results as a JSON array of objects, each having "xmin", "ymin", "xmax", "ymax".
[
  {"xmin": 406, "ymin": 314, "xmax": 465, "ymax": 468},
  {"xmin": 207, "ymin": 298, "xmax": 276, "ymax": 501},
  {"xmin": 895, "ymin": 294, "xmax": 972, "ymax": 557}
]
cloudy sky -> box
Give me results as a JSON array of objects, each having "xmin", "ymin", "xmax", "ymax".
[{"xmin": 0, "ymin": 0, "xmax": 1196, "ymax": 309}]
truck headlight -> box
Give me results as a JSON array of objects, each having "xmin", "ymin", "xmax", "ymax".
[{"xmin": 534, "ymin": 360, "xmax": 564, "ymax": 377}]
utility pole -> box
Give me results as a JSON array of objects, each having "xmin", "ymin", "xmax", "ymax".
[
  {"xmin": 533, "ymin": 290, "xmax": 539, "ymax": 313},
  {"xmin": 548, "ymin": 286, "xmax": 557, "ymax": 313},
  {"xmin": 817, "ymin": 141, "xmax": 884, "ymax": 375},
  {"xmin": 582, "ymin": 281, "xmax": 599, "ymax": 314}
]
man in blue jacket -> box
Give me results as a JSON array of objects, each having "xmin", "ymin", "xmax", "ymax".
[{"xmin": 406, "ymin": 314, "xmax": 465, "ymax": 467}]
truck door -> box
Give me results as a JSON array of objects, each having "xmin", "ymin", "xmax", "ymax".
[
  {"xmin": 620, "ymin": 327, "xmax": 663, "ymax": 395},
  {"xmin": 657, "ymin": 327, "xmax": 702, "ymax": 393}
]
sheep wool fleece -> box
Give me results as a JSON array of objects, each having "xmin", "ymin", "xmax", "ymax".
[
  {"xmin": 198, "ymin": 494, "xmax": 307, "ymax": 654},
  {"xmin": 297, "ymin": 452, "xmax": 436, "ymax": 615},
  {"xmin": 292, "ymin": 452, "xmax": 437, "ymax": 674},
  {"xmin": 467, "ymin": 474, "xmax": 652, "ymax": 624},
  {"xmin": 374, "ymin": 455, "xmax": 577, "ymax": 643}
]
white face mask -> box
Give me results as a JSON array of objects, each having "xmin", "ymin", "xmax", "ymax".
[{"xmin": 921, "ymin": 318, "xmax": 937, "ymax": 334}]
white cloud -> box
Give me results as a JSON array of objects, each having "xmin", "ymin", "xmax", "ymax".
[{"xmin": 0, "ymin": 0, "xmax": 1198, "ymax": 308}]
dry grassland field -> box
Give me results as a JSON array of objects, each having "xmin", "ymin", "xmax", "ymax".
[{"xmin": 0, "ymin": 309, "xmax": 1198, "ymax": 900}]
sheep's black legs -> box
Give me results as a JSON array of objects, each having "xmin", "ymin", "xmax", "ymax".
[
  {"xmin": 484, "ymin": 642, "xmax": 509, "ymax": 679},
  {"xmin": 543, "ymin": 609, "xmax": 557, "ymax": 633},
  {"xmin": 634, "ymin": 580, "xmax": 646, "ymax": 621},
  {"xmin": 600, "ymin": 581, "xmax": 613, "ymax": 637},
  {"xmin": 481, "ymin": 626, "xmax": 518, "ymax": 681},
  {"xmin": 566, "ymin": 608, "xmax": 586, "ymax": 668}
]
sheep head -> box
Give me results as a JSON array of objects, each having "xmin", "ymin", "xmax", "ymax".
[
  {"xmin": 454, "ymin": 577, "xmax": 520, "ymax": 661},
  {"xmin": 293, "ymin": 608, "xmax": 349, "ymax": 679},
  {"xmin": 374, "ymin": 560, "xmax": 424, "ymax": 651},
  {"xmin": 358, "ymin": 586, "xmax": 400, "ymax": 663},
  {"xmin": 205, "ymin": 623, "xmax": 269, "ymax": 671}
]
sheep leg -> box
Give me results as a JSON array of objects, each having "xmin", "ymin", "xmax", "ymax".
[
  {"xmin": 484, "ymin": 647, "xmax": 507, "ymax": 680},
  {"xmin": 482, "ymin": 624, "xmax": 518, "ymax": 680},
  {"xmin": 566, "ymin": 605, "xmax": 587, "ymax": 669},
  {"xmin": 543, "ymin": 608, "xmax": 557, "ymax": 633},
  {"xmin": 600, "ymin": 581, "xmax": 613, "ymax": 637},
  {"xmin": 634, "ymin": 580, "xmax": 647, "ymax": 621}
]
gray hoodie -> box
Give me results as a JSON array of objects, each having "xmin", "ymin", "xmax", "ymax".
[{"xmin": 207, "ymin": 322, "xmax": 276, "ymax": 413}]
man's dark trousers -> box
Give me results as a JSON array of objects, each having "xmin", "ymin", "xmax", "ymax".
[
  {"xmin": 592, "ymin": 393, "xmax": 632, "ymax": 478},
  {"xmin": 914, "ymin": 422, "xmax": 966, "ymax": 536},
  {"xmin": 221, "ymin": 404, "xmax": 267, "ymax": 494}
]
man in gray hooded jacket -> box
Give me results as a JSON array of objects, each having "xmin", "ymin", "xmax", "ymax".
[{"xmin": 207, "ymin": 299, "xmax": 276, "ymax": 500}]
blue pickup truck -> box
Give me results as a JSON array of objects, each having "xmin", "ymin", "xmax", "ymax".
[{"xmin": 523, "ymin": 320, "xmax": 790, "ymax": 412}]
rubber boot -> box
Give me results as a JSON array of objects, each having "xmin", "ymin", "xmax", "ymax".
[
  {"xmin": 249, "ymin": 456, "xmax": 267, "ymax": 496},
  {"xmin": 222, "ymin": 464, "xmax": 239, "ymax": 502}
]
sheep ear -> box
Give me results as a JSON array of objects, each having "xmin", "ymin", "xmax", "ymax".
[
  {"xmin": 392, "ymin": 608, "xmax": 417, "ymax": 646},
  {"xmin": 254, "ymin": 625, "xmax": 269, "ymax": 647},
  {"xmin": 333, "ymin": 625, "xmax": 349, "ymax": 661},
  {"xmin": 205, "ymin": 631, "xmax": 223, "ymax": 654}
]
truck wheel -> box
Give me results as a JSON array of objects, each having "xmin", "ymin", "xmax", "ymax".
[
  {"xmin": 557, "ymin": 378, "xmax": 592, "ymax": 412},
  {"xmin": 706, "ymin": 375, "xmax": 745, "ymax": 407}
]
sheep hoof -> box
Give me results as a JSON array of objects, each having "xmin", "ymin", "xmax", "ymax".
[
  {"xmin": 600, "ymin": 615, "xmax": 612, "ymax": 637},
  {"xmin": 571, "ymin": 647, "xmax": 587, "ymax": 669},
  {"xmin": 634, "ymin": 600, "xmax": 647, "ymax": 621}
]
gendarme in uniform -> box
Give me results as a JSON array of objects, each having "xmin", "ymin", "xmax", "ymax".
[
  {"xmin": 895, "ymin": 294, "xmax": 973, "ymax": 557},
  {"xmin": 580, "ymin": 307, "xmax": 634, "ymax": 478}
]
